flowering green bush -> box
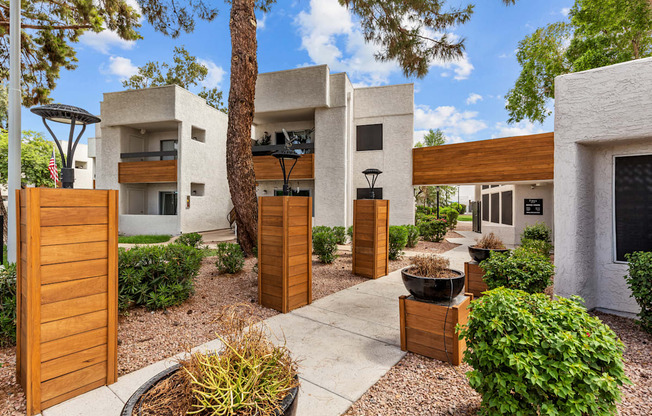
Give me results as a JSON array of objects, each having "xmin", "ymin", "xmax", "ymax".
[
  {"xmin": 388, "ymin": 226, "xmax": 408, "ymax": 260},
  {"xmin": 480, "ymin": 246, "xmax": 554, "ymax": 294},
  {"xmin": 215, "ymin": 243, "xmax": 245, "ymax": 274},
  {"xmin": 313, "ymin": 231, "xmax": 338, "ymax": 263},
  {"xmin": 332, "ymin": 226, "xmax": 347, "ymax": 245},
  {"xmin": 521, "ymin": 222, "xmax": 552, "ymax": 243},
  {"xmin": 625, "ymin": 251, "xmax": 652, "ymax": 333},
  {"xmin": 459, "ymin": 288, "xmax": 630, "ymax": 416},
  {"xmin": 404, "ymin": 224, "xmax": 420, "ymax": 248},
  {"xmin": 176, "ymin": 232, "xmax": 204, "ymax": 249},
  {"xmin": 417, "ymin": 216, "xmax": 447, "ymax": 242}
]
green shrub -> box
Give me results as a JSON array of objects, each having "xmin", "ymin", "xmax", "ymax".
[
  {"xmin": 625, "ymin": 251, "xmax": 652, "ymax": 333},
  {"xmin": 521, "ymin": 222, "xmax": 552, "ymax": 243},
  {"xmin": 215, "ymin": 243, "xmax": 245, "ymax": 274},
  {"xmin": 313, "ymin": 231, "xmax": 338, "ymax": 263},
  {"xmin": 332, "ymin": 226, "xmax": 347, "ymax": 245},
  {"xmin": 118, "ymin": 234, "xmax": 171, "ymax": 244},
  {"xmin": 449, "ymin": 202, "xmax": 466, "ymax": 214},
  {"xmin": 346, "ymin": 226, "xmax": 353, "ymax": 240},
  {"xmin": 404, "ymin": 224, "xmax": 419, "ymax": 248},
  {"xmin": 119, "ymin": 244, "xmax": 203, "ymax": 312},
  {"xmin": 312, "ymin": 226, "xmax": 331, "ymax": 236},
  {"xmin": 417, "ymin": 216, "xmax": 448, "ymax": 242},
  {"xmin": 441, "ymin": 207, "xmax": 458, "ymax": 230},
  {"xmin": 480, "ymin": 247, "xmax": 554, "ymax": 294},
  {"xmin": 416, "ymin": 205, "xmax": 434, "ymax": 216},
  {"xmin": 521, "ymin": 238, "xmax": 553, "ymax": 257},
  {"xmin": 0, "ymin": 264, "xmax": 16, "ymax": 346},
  {"xmin": 389, "ymin": 226, "xmax": 408, "ymax": 260},
  {"xmin": 459, "ymin": 288, "xmax": 629, "ymax": 416},
  {"xmin": 176, "ymin": 232, "xmax": 204, "ymax": 249}
]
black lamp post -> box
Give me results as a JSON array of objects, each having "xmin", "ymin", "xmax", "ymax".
[
  {"xmin": 273, "ymin": 129, "xmax": 302, "ymax": 196},
  {"xmin": 363, "ymin": 168, "xmax": 382, "ymax": 199},
  {"xmin": 30, "ymin": 104, "xmax": 101, "ymax": 189}
]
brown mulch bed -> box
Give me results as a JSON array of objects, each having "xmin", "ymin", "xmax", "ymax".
[
  {"xmin": 405, "ymin": 230, "xmax": 463, "ymax": 254},
  {"xmin": 0, "ymin": 250, "xmax": 413, "ymax": 415},
  {"xmin": 345, "ymin": 311, "xmax": 652, "ymax": 416}
]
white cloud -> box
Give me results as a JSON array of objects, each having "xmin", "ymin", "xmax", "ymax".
[
  {"xmin": 257, "ymin": 13, "xmax": 268, "ymax": 30},
  {"xmin": 198, "ymin": 59, "xmax": 226, "ymax": 89},
  {"xmin": 493, "ymin": 121, "xmax": 545, "ymax": 138},
  {"xmin": 296, "ymin": 0, "xmax": 472, "ymax": 85},
  {"xmin": 466, "ymin": 93, "xmax": 483, "ymax": 105},
  {"xmin": 80, "ymin": 30, "xmax": 136, "ymax": 54},
  {"xmin": 102, "ymin": 56, "xmax": 139, "ymax": 80},
  {"xmin": 561, "ymin": 7, "xmax": 571, "ymax": 17},
  {"xmin": 415, "ymin": 104, "xmax": 487, "ymax": 139}
]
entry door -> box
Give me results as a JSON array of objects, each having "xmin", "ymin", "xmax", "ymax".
[
  {"xmin": 159, "ymin": 191, "xmax": 177, "ymax": 215},
  {"xmin": 128, "ymin": 189, "xmax": 145, "ymax": 214}
]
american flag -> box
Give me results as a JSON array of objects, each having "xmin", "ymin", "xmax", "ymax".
[{"xmin": 48, "ymin": 147, "xmax": 59, "ymax": 187}]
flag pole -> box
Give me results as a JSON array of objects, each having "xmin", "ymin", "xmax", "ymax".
[{"xmin": 7, "ymin": 0, "xmax": 21, "ymax": 263}]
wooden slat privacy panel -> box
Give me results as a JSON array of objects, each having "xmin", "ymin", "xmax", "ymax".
[
  {"xmin": 412, "ymin": 132, "xmax": 554, "ymax": 185},
  {"xmin": 253, "ymin": 154, "xmax": 314, "ymax": 181},
  {"xmin": 118, "ymin": 160, "xmax": 177, "ymax": 183},
  {"xmin": 352, "ymin": 199, "xmax": 389, "ymax": 279},
  {"xmin": 258, "ymin": 196, "xmax": 312, "ymax": 313},
  {"xmin": 16, "ymin": 188, "xmax": 118, "ymax": 416}
]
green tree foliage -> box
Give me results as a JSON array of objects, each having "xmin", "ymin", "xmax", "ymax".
[
  {"xmin": 414, "ymin": 128, "xmax": 446, "ymax": 148},
  {"xmin": 414, "ymin": 129, "xmax": 456, "ymax": 210},
  {"xmin": 0, "ymin": 130, "xmax": 62, "ymax": 187},
  {"xmin": 123, "ymin": 46, "xmax": 227, "ymax": 112},
  {"xmin": 506, "ymin": 0, "xmax": 652, "ymax": 124},
  {"xmin": 624, "ymin": 251, "xmax": 652, "ymax": 333},
  {"xmin": 0, "ymin": 0, "xmax": 141, "ymax": 106}
]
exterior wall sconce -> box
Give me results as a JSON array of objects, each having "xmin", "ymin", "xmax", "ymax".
[
  {"xmin": 363, "ymin": 168, "xmax": 382, "ymax": 199},
  {"xmin": 273, "ymin": 129, "xmax": 301, "ymax": 196},
  {"xmin": 30, "ymin": 104, "xmax": 101, "ymax": 189}
]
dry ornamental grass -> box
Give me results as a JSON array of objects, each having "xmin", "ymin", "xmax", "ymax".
[
  {"xmin": 474, "ymin": 232, "xmax": 506, "ymax": 249},
  {"xmin": 407, "ymin": 255, "xmax": 455, "ymax": 278}
]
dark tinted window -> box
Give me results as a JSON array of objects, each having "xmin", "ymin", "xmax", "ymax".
[
  {"xmin": 357, "ymin": 187, "xmax": 383, "ymax": 200},
  {"xmin": 481, "ymin": 185, "xmax": 489, "ymax": 190},
  {"xmin": 501, "ymin": 191, "xmax": 513, "ymax": 225},
  {"xmin": 490, "ymin": 193, "xmax": 500, "ymax": 223},
  {"xmin": 615, "ymin": 155, "xmax": 652, "ymax": 261},
  {"xmin": 482, "ymin": 194, "xmax": 489, "ymax": 221},
  {"xmin": 356, "ymin": 124, "xmax": 383, "ymax": 151}
]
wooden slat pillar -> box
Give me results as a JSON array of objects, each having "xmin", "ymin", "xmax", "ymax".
[
  {"xmin": 16, "ymin": 188, "xmax": 119, "ymax": 415},
  {"xmin": 258, "ymin": 196, "xmax": 312, "ymax": 313},
  {"xmin": 352, "ymin": 199, "xmax": 389, "ymax": 279}
]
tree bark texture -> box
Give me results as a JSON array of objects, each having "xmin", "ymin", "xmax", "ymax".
[
  {"xmin": 226, "ymin": 0, "xmax": 258, "ymax": 255},
  {"xmin": 0, "ymin": 200, "xmax": 7, "ymax": 244}
]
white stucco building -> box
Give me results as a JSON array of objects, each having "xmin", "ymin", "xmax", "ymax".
[
  {"xmin": 554, "ymin": 57, "xmax": 652, "ymax": 316},
  {"xmin": 91, "ymin": 65, "xmax": 415, "ymax": 235}
]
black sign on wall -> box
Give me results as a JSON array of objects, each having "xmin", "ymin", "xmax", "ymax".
[{"xmin": 524, "ymin": 198, "xmax": 543, "ymax": 215}]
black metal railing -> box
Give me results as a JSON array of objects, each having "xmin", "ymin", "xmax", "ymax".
[
  {"xmin": 120, "ymin": 150, "xmax": 178, "ymax": 159},
  {"xmin": 251, "ymin": 143, "xmax": 314, "ymax": 156}
]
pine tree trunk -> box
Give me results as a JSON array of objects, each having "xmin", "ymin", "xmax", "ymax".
[
  {"xmin": 0, "ymin": 199, "xmax": 7, "ymax": 245},
  {"xmin": 226, "ymin": 0, "xmax": 258, "ymax": 255}
]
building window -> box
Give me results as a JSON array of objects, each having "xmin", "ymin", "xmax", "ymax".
[
  {"xmin": 191, "ymin": 183, "xmax": 205, "ymax": 196},
  {"xmin": 614, "ymin": 154, "xmax": 652, "ymax": 262},
  {"xmin": 191, "ymin": 126, "xmax": 206, "ymax": 143},
  {"xmin": 159, "ymin": 191, "xmax": 177, "ymax": 215},
  {"xmin": 75, "ymin": 161, "xmax": 88, "ymax": 170},
  {"xmin": 357, "ymin": 187, "xmax": 383, "ymax": 200},
  {"xmin": 356, "ymin": 124, "xmax": 383, "ymax": 151},
  {"xmin": 481, "ymin": 194, "xmax": 489, "ymax": 221},
  {"xmin": 481, "ymin": 185, "xmax": 489, "ymax": 190},
  {"xmin": 490, "ymin": 193, "xmax": 500, "ymax": 223},
  {"xmin": 501, "ymin": 191, "xmax": 513, "ymax": 225},
  {"xmin": 160, "ymin": 140, "xmax": 178, "ymax": 160}
]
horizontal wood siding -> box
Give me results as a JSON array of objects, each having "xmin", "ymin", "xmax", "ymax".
[
  {"xmin": 16, "ymin": 188, "xmax": 118, "ymax": 415},
  {"xmin": 118, "ymin": 160, "xmax": 177, "ymax": 183},
  {"xmin": 253, "ymin": 154, "xmax": 315, "ymax": 181},
  {"xmin": 353, "ymin": 199, "xmax": 389, "ymax": 279},
  {"xmin": 258, "ymin": 196, "xmax": 312, "ymax": 313},
  {"xmin": 412, "ymin": 132, "xmax": 554, "ymax": 185},
  {"xmin": 399, "ymin": 295, "xmax": 471, "ymax": 366},
  {"xmin": 464, "ymin": 261, "xmax": 488, "ymax": 298}
]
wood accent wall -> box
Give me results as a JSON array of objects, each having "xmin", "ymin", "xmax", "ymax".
[
  {"xmin": 253, "ymin": 154, "xmax": 315, "ymax": 181},
  {"xmin": 258, "ymin": 196, "xmax": 312, "ymax": 313},
  {"xmin": 118, "ymin": 160, "xmax": 177, "ymax": 183},
  {"xmin": 464, "ymin": 261, "xmax": 488, "ymax": 299},
  {"xmin": 412, "ymin": 132, "xmax": 554, "ymax": 185},
  {"xmin": 399, "ymin": 294, "xmax": 471, "ymax": 366},
  {"xmin": 352, "ymin": 199, "xmax": 389, "ymax": 279},
  {"xmin": 16, "ymin": 188, "xmax": 118, "ymax": 416}
]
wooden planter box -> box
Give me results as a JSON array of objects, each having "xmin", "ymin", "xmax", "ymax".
[
  {"xmin": 352, "ymin": 199, "xmax": 389, "ymax": 279},
  {"xmin": 16, "ymin": 188, "xmax": 119, "ymax": 416},
  {"xmin": 399, "ymin": 294, "xmax": 472, "ymax": 366},
  {"xmin": 258, "ymin": 196, "xmax": 312, "ymax": 313},
  {"xmin": 464, "ymin": 261, "xmax": 488, "ymax": 298}
]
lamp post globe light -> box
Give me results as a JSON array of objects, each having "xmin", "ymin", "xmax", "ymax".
[
  {"xmin": 363, "ymin": 168, "xmax": 382, "ymax": 199},
  {"xmin": 30, "ymin": 104, "xmax": 101, "ymax": 189}
]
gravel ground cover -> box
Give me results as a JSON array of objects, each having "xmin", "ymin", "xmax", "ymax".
[
  {"xmin": 406, "ymin": 231, "xmax": 463, "ymax": 254},
  {"xmin": 0, "ymin": 249, "xmax": 412, "ymax": 415},
  {"xmin": 345, "ymin": 310, "xmax": 652, "ymax": 416}
]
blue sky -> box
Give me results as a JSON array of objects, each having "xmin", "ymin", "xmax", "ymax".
[{"xmin": 22, "ymin": 0, "xmax": 573, "ymax": 145}]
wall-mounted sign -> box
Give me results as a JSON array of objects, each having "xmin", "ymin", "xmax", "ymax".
[{"xmin": 524, "ymin": 198, "xmax": 543, "ymax": 215}]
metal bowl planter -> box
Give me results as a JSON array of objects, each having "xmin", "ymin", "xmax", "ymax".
[
  {"xmin": 467, "ymin": 246, "xmax": 509, "ymax": 263},
  {"xmin": 401, "ymin": 267, "xmax": 465, "ymax": 301},
  {"xmin": 121, "ymin": 364, "xmax": 299, "ymax": 416}
]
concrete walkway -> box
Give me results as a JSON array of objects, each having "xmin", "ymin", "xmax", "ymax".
[{"xmin": 41, "ymin": 233, "xmax": 477, "ymax": 416}]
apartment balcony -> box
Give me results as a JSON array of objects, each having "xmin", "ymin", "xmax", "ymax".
[
  {"xmin": 253, "ymin": 153, "xmax": 315, "ymax": 180},
  {"xmin": 118, "ymin": 150, "xmax": 178, "ymax": 183}
]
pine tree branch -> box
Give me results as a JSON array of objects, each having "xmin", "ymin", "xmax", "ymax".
[{"xmin": 0, "ymin": 21, "xmax": 92, "ymax": 30}]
